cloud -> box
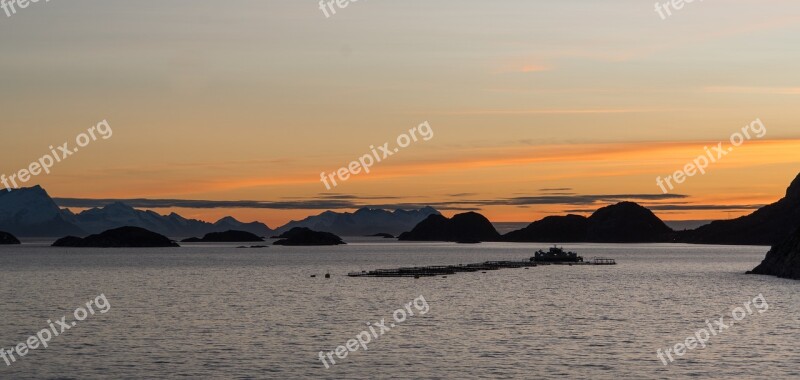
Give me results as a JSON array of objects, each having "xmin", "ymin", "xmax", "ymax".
[
  {"xmin": 54, "ymin": 193, "xmax": 688, "ymax": 212},
  {"xmin": 54, "ymin": 198, "xmax": 358, "ymax": 210},
  {"xmin": 447, "ymin": 193, "xmax": 479, "ymax": 197},
  {"xmin": 468, "ymin": 193, "xmax": 687, "ymax": 207},
  {"xmin": 436, "ymin": 108, "xmax": 660, "ymax": 116},
  {"xmin": 703, "ymin": 86, "xmax": 800, "ymax": 95},
  {"xmin": 565, "ymin": 204, "xmax": 764, "ymax": 213}
]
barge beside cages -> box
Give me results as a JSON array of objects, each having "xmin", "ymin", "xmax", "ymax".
[{"xmin": 348, "ymin": 246, "xmax": 616, "ymax": 278}]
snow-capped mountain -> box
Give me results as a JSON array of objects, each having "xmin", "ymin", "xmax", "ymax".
[
  {"xmin": 274, "ymin": 206, "xmax": 440, "ymax": 236},
  {"xmin": 0, "ymin": 186, "xmax": 272, "ymax": 237},
  {"xmin": 0, "ymin": 185, "xmax": 436, "ymax": 238},
  {"xmin": 0, "ymin": 186, "xmax": 85, "ymax": 237}
]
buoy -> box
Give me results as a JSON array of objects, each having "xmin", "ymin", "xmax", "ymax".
[
  {"xmin": 325, "ymin": 273, "xmax": 331, "ymax": 278},
  {"xmin": 310, "ymin": 275, "xmax": 316, "ymax": 278},
  {"xmin": 414, "ymin": 275, "xmax": 420, "ymax": 279}
]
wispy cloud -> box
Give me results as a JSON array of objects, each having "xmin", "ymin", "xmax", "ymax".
[
  {"xmin": 54, "ymin": 193, "xmax": 688, "ymax": 212},
  {"xmin": 704, "ymin": 86, "xmax": 800, "ymax": 95},
  {"xmin": 565, "ymin": 204, "xmax": 764, "ymax": 213},
  {"xmin": 437, "ymin": 108, "xmax": 660, "ymax": 116}
]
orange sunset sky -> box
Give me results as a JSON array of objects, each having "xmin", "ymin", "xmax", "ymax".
[{"xmin": 2, "ymin": 1, "xmax": 800, "ymax": 227}]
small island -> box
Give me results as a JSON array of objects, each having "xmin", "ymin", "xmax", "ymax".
[
  {"xmin": 52, "ymin": 226, "xmax": 180, "ymax": 248},
  {"xmin": 398, "ymin": 212, "xmax": 501, "ymax": 242},
  {"xmin": 273, "ymin": 227, "xmax": 346, "ymax": 246},
  {"xmin": 181, "ymin": 230, "xmax": 264, "ymax": 243},
  {"xmin": 367, "ymin": 233, "xmax": 395, "ymax": 238},
  {"xmin": 0, "ymin": 231, "xmax": 21, "ymax": 245}
]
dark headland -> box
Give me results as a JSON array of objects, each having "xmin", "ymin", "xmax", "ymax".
[
  {"xmin": 748, "ymin": 227, "xmax": 800, "ymax": 280},
  {"xmin": 677, "ymin": 173, "xmax": 800, "ymax": 246},
  {"xmin": 52, "ymin": 226, "xmax": 179, "ymax": 248}
]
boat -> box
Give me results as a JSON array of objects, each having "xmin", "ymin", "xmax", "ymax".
[{"xmin": 531, "ymin": 245, "xmax": 583, "ymax": 263}]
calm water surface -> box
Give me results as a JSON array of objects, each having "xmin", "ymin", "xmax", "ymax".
[{"xmin": 0, "ymin": 239, "xmax": 798, "ymax": 379}]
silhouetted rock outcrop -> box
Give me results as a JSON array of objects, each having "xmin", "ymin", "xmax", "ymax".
[
  {"xmin": 748, "ymin": 227, "xmax": 800, "ymax": 280},
  {"xmin": 52, "ymin": 226, "xmax": 179, "ymax": 247},
  {"xmin": 398, "ymin": 212, "xmax": 502, "ymax": 242},
  {"xmin": 181, "ymin": 230, "xmax": 264, "ymax": 242},
  {"xmin": 503, "ymin": 202, "xmax": 673, "ymax": 243},
  {"xmin": 273, "ymin": 227, "xmax": 346, "ymax": 246},
  {"xmin": 587, "ymin": 202, "xmax": 673, "ymax": 242},
  {"xmin": 504, "ymin": 215, "xmax": 589, "ymax": 242},
  {"xmin": 0, "ymin": 231, "xmax": 21, "ymax": 245},
  {"xmin": 678, "ymin": 173, "xmax": 800, "ymax": 245},
  {"xmin": 368, "ymin": 233, "xmax": 395, "ymax": 238}
]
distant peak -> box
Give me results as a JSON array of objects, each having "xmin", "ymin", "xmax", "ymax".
[
  {"xmin": 786, "ymin": 172, "xmax": 800, "ymax": 200},
  {"xmin": 8, "ymin": 185, "xmax": 45, "ymax": 193},
  {"xmin": 216, "ymin": 216, "xmax": 239, "ymax": 223},
  {"xmin": 393, "ymin": 206, "xmax": 439, "ymax": 214}
]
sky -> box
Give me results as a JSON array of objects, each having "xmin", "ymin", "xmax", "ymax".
[{"xmin": 2, "ymin": 0, "xmax": 800, "ymax": 227}]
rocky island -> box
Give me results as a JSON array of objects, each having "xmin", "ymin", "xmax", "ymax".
[
  {"xmin": 398, "ymin": 212, "xmax": 501, "ymax": 242},
  {"xmin": 504, "ymin": 202, "xmax": 673, "ymax": 243},
  {"xmin": 52, "ymin": 226, "xmax": 180, "ymax": 248},
  {"xmin": 0, "ymin": 231, "xmax": 21, "ymax": 245},
  {"xmin": 368, "ymin": 233, "xmax": 395, "ymax": 238},
  {"xmin": 273, "ymin": 227, "xmax": 346, "ymax": 246},
  {"xmin": 181, "ymin": 230, "xmax": 264, "ymax": 242}
]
